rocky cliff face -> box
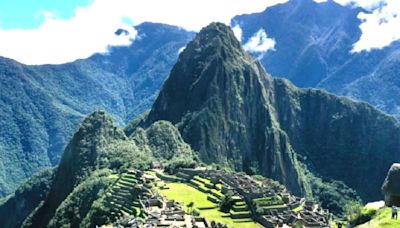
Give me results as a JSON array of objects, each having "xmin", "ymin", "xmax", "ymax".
[
  {"xmin": 273, "ymin": 79, "xmax": 400, "ymax": 201},
  {"xmin": 144, "ymin": 22, "xmax": 400, "ymax": 202}
]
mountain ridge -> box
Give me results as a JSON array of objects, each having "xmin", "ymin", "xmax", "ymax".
[{"xmin": 0, "ymin": 22, "xmax": 194, "ymax": 196}]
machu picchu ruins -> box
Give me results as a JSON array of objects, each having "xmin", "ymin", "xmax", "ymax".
[{"xmin": 100, "ymin": 168, "xmax": 331, "ymax": 228}]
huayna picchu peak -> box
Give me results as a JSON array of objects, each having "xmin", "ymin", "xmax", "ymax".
[{"xmin": 1, "ymin": 22, "xmax": 400, "ymax": 228}]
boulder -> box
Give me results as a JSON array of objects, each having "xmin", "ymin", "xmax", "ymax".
[{"xmin": 382, "ymin": 163, "xmax": 400, "ymax": 206}]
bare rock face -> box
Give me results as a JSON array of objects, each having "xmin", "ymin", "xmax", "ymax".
[{"xmin": 382, "ymin": 163, "xmax": 400, "ymax": 206}]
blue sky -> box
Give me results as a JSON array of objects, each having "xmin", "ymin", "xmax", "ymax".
[
  {"xmin": 0, "ymin": 0, "xmax": 91, "ymax": 29},
  {"xmin": 0, "ymin": 0, "xmax": 396, "ymax": 65}
]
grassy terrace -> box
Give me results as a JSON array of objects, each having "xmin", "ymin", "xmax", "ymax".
[{"xmin": 159, "ymin": 182, "xmax": 262, "ymax": 228}]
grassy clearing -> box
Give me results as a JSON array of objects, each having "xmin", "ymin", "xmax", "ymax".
[
  {"xmin": 159, "ymin": 182, "xmax": 262, "ymax": 228},
  {"xmin": 159, "ymin": 182, "xmax": 215, "ymax": 209},
  {"xmin": 356, "ymin": 208, "xmax": 400, "ymax": 228}
]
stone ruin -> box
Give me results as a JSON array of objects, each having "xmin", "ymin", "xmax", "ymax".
[{"xmin": 177, "ymin": 168, "xmax": 330, "ymax": 228}]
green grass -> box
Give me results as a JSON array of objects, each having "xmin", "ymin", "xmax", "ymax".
[
  {"xmin": 210, "ymin": 189, "xmax": 224, "ymax": 199},
  {"xmin": 107, "ymin": 174, "xmax": 119, "ymax": 180},
  {"xmin": 159, "ymin": 183, "xmax": 215, "ymax": 209},
  {"xmin": 253, "ymin": 196, "xmax": 283, "ymax": 207},
  {"xmin": 194, "ymin": 176, "xmax": 212, "ymax": 185},
  {"xmin": 190, "ymin": 179, "xmax": 204, "ymax": 187},
  {"xmin": 356, "ymin": 208, "xmax": 400, "ymax": 228},
  {"xmin": 215, "ymin": 183, "xmax": 222, "ymax": 190},
  {"xmin": 144, "ymin": 170, "xmax": 156, "ymax": 175},
  {"xmin": 292, "ymin": 205, "xmax": 304, "ymax": 213},
  {"xmin": 159, "ymin": 183, "xmax": 261, "ymax": 228}
]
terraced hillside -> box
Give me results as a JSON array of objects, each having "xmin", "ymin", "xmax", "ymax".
[{"xmin": 103, "ymin": 172, "xmax": 146, "ymax": 219}]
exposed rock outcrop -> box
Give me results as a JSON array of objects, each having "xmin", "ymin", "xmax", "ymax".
[{"xmin": 382, "ymin": 163, "xmax": 400, "ymax": 206}]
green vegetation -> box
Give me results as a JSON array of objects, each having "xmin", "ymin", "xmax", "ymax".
[
  {"xmin": 130, "ymin": 120, "xmax": 196, "ymax": 174},
  {"xmin": 308, "ymin": 173, "xmax": 360, "ymax": 215},
  {"xmin": 253, "ymin": 196, "xmax": 284, "ymax": 207},
  {"xmin": 47, "ymin": 169, "xmax": 114, "ymax": 228},
  {"xmin": 81, "ymin": 172, "xmax": 144, "ymax": 227},
  {"xmin": 18, "ymin": 111, "xmax": 196, "ymax": 227},
  {"xmin": 159, "ymin": 183, "xmax": 216, "ymax": 209},
  {"xmin": 357, "ymin": 207, "xmax": 400, "ymax": 228},
  {"xmin": 219, "ymin": 191, "xmax": 235, "ymax": 213},
  {"xmin": 0, "ymin": 168, "xmax": 55, "ymax": 228},
  {"xmin": 0, "ymin": 23, "xmax": 194, "ymax": 197},
  {"xmin": 335, "ymin": 201, "xmax": 379, "ymax": 227},
  {"xmin": 253, "ymin": 196, "xmax": 287, "ymax": 215},
  {"xmin": 159, "ymin": 182, "xmax": 261, "ymax": 228}
]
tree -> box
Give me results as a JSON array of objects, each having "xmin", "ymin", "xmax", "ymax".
[{"xmin": 219, "ymin": 191, "xmax": 235, "ymax": 213}]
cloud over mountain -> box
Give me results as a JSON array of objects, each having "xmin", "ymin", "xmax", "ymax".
[
  {"xmin": 314, "ymin": 0, "xmax": 400, "ymax": 52},
  {"xmin": 0, "ymin": 0, "xmax": 286, "ymax": 65}
]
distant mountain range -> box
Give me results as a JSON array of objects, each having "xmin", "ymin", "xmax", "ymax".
[
  {"xmin": 233, "ymin": 0, "xmax": 400, "ymax": 118},
  {"xmin": 1, "ymin": 22, "xmax": 399, "ymax": 227},
  {"xmin": 0, "ymin": 22, "xmax": 193, "ymax": 196},
  {"xmin": 2, "ymin": 0, "xmax": 400, "ymax": 198}
]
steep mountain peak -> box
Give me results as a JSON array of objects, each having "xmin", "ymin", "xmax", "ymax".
[
  {"xmin": 192, "ymin": 22, "xmax": 242, "ymax": 51},
  {"xmin": 144, "ymin": 22, "xmax": 306, "ymax": 196},
  {"xmin": 53, "ymin": 109, "xmax": 125, "ymax": 192},
  {"xmin": 175, "ymin": 22, "xmax": 250, "ymax": 71},
  {"xmin": 145, "ymin": 22, "xmax": 269, "ymax": 124},
  {"xmin": 25, "ymin": 110, "xmax": 126, "ymax": 227}
]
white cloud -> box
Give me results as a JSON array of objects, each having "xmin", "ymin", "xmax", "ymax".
[
  {"xmin": 352, "ymin": 0, "xmax": 400, "ymax": 52},
  {"xmin": 243, "ymin": 29, "xmax": 276, "ymax": 55},
  {"xmin": 313, "ymin": 0, "xmax": 400, "ymax": 52},
  {"xmin": 0, "ymin": 0, "xmax": 288, "ymax": 65},
  {"xmin": 313, "ymin": 0, "xmax": 385, "ymax": 9},
  {"xmin": 330, "ymin": 0, "xmax": 386, "ymax": 10},
  {"xmin": 313, "ymin": 0, "xmax": 329, "ymax": 3},
  {"xmin": 232, "ymin": 25, "xmax": 243, "ymax": 42},
  {"xmin": 178, "ymin": 46, "xmax": 186, "ymax": 54},
  {"xmin": 0, "ymin": 0, "xmax": 137, "ymax": 65}
]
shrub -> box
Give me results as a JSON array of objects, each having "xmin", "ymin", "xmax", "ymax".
[
  {"xmin": 219, "ymin": 191, "xmax": 235, "ymax": 213},
  {"xmin": 192, "ymin": 208, "xmax": 200, "ymax": 216},
  {"xmin": 345, "ymin": 203, "xmax": 377, "ymax": 226}
]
